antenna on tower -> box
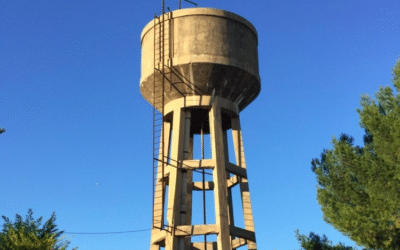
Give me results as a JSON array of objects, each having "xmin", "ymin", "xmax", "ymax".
[{"xmin": 179, "ymin": 0, "xmax": 198, "ymax": 9}]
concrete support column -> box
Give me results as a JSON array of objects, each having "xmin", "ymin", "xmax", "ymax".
[
  {"xmin": 165, "ymin": 108, "xmax": 185, "ymax": 250},
  {"xmin": 231, "ymin": 116, "xmax": 257, "ymax": 250},
  {"xmin": 165, "ymin": 108, "xmax": 194, "ymax": 250},
  {"xmin": 151, "ymin": 120, "xmax": 172, "ymax": 250},
  {"xmin": 209, "ymin": 98, "xmax": 232, "ymax": 250},
  {"xmin": 179, "ymin": 110, "xmax": 193, "ymax": 249},
  {"xmin": 223, "ymin": 130, "xmax": 235, "ymax": 228}
]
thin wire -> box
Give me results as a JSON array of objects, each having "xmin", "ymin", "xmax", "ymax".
[
  {"xmin": 64, "ymin": 228, "xmax": 151, "ymax": 235},
  {"xmin": 155, "ymin": 157, "xmax": 213, "ymax": 175},
  {"xmin": 65, "ymin": 221, "xmax": 215, "ymax": 236}
]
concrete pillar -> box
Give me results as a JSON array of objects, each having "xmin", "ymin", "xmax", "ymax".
[
  {"xmin": 209, "ymin": 98, "xmax": 232, "ymax": 250},
  {"xmin": 179, "ymin": 110, "xmax": 193, "ymax": 249},
  {"xmin": 150, "ymin": 120, "xmax": 172, "ymax": 250},
  {"xmin": 231, "ymin": 116, "xmax": 257, "ymax": 250},
  {"xmin": 165, "ymin": 107, "xmax": 185, "ymax": 250}
]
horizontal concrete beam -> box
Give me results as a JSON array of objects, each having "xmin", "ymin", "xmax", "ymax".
[
  {"xmin": 191, "ymin": 241, "xmax": 217, "ymax": 250},
  {"xmin": 175, "ymin": 224, "xmax": 218, "ymax": 236},
  {"xmin": 182, "ymin": 159, "xmax": 216, "ymax": 169},
  {"xmin": 193, "ymin": 181, "xmax": 214, "ymax": 190},
  {"xmin": 231, "ymin": 238, "xmax": 247, "ymax": 248},
  {"xmin": 151, "ymin": 229, "xmax": 166, "ymax": 245},
  {"xmin": 230, "ymin": 226, "xmax": 255, "ymax": 241},
  {"xmin": 226, "ymin": 162, "xmax": 247, "ymax": 178},
  {"xmin": 163, "ymin": 96, "xmax": 240, "ymax": 117}
]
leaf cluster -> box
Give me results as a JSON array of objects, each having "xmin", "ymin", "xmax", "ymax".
[
  {"xmin": 0, "ymin": 209, "xmax": 77, "ymax": 250},
  {"xmin": 295, "ymin": 230, "xmax": 365, "ymax": 250}
]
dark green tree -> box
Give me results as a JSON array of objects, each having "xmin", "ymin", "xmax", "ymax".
[
  {"xmin": 295, "ymin": 230, "xmax": 358, "ymax": 250},
  {"xmin": 311, "ymin": 59, "xmax": 400, "ymax": 250},
  {"xmin": 0, "ymin": 209, "xmax": 78, "ymax": 250}
]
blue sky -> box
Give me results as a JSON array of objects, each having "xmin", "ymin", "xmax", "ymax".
[{"xmin": 1, "ymin": 0, "xmax": 399, "ymax": 249}]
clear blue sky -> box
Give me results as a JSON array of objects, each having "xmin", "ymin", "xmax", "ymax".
[{"xmin": 1, "ymin": 0, "xmax": 399, "ymax": 249}]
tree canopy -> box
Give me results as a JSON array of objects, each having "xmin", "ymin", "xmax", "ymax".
[
  {"xmin": 0, "ymin": 209, "xmax": 77, "ymax": 250},
  {"xmin": 295, "ymin": 230, "xmax": 359, "ymax": 250},
  {"xmin": 311, "ymin": 58, "xmax": 400, "ymax": 250}
]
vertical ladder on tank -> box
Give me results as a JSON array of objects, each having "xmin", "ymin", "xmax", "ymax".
[
  {"xmin": 152, "ymin": 3, "xmax": 177, "ymax": 234},
  {"xmin": 152, "ymin": 2, "xmax": 204, "ymax": 233},
  {"xmin": 152, "ymin": 9, "xmax": 167, "ymax": 231}
]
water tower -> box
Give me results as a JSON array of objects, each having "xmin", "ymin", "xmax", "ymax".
[{"xmin": 140, "ymin": 3, "xmax": 260, "ymax": 249}]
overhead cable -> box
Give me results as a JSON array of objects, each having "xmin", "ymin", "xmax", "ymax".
[{"xmin": 64, "ymin": 228, "xmax": 151, "ymax": 235}]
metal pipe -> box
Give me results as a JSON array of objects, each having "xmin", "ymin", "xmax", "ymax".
[
  {"xmin": 179, "ymin": 110, "xmax": 191, "ymax": 249},
  {"xmin": 201, "ymin": 122, "xmax": 207, "ymax": 248},
  {"xmin": 183, "ymin": 0, "xmax": 198, "ymax": 7}
]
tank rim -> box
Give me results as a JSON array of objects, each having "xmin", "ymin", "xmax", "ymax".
[{"xmin": 140, "ymin": 7, "xmax": 258, "ymax": 44}]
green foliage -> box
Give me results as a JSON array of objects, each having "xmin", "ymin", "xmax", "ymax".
[
  {"xmin": 0, "ymin": 209, "xmax": 77, "ymax": 250},
  {"xmin": 295, "ymin": 230, "xmax": 359, "ymax": 250},
  {"xmin": 311, "ymin": 58, "xmax": 400, "ymax": 250}
]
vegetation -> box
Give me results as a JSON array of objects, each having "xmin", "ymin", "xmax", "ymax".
[
  {"xmin": 295, "ymin": 230, "xmax": 360, "ymax": 250},
  {"xmin": 310, "ymin": 58, "xmax": 400, "ymax": 250},
  {"xmin": 0, "ymin": 209, "xmax": 77, "ymax": 250}
]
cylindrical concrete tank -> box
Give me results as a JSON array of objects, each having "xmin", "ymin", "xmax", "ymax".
[{"xmin": 140, "ymin": 7, "xmax": 260, "ymax": 111}]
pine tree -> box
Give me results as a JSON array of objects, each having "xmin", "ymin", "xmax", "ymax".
[
  {"xmin": 311, "ymin": 58, "xmax": 400, "ymax": 250},
  {"xmin": 0, "ymin": 209, "xmax": 77, "ymax": 250},
  {"xmin": 295, "ymin": 230, "xmax": 359, "ymax": 250}
]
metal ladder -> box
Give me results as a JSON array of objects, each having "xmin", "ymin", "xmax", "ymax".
[
  {"xmin": 152, "ymin": 3, "xmax": 204, "ymax": 231},
  {"xmin": 152, "ymin": 9, "xmax": 169, "ymax": 229}
]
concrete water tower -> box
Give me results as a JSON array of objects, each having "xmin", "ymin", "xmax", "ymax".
[{"xmin": 140, "ymin": 4, "xmax": 260, "ymax": 250}]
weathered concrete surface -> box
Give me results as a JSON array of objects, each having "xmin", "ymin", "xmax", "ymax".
[
  {"xmin": 148, "ymin": 96, "xmax": 258, "ymax": 250},
  {"xmin": 143, "ymin": 7, "xmax": 260, "ymax": 250},
  {"xmin": 140, "ymin": 8, "xmax": 261, "ymax": 111}
]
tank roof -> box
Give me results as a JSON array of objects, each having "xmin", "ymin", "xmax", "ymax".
[{"xmin": 141, "ymin": 7, "xmax": 258, "ymax": 43}]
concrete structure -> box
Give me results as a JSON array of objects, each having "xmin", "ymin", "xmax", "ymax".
[{"xmin": 140, "ymin": 7, "xmax": 260, "ymax": 250}]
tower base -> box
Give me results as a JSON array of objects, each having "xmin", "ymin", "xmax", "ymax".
[{"xmin": 150, "ymin": 96, "xmax": 257, "ymax": 250}]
